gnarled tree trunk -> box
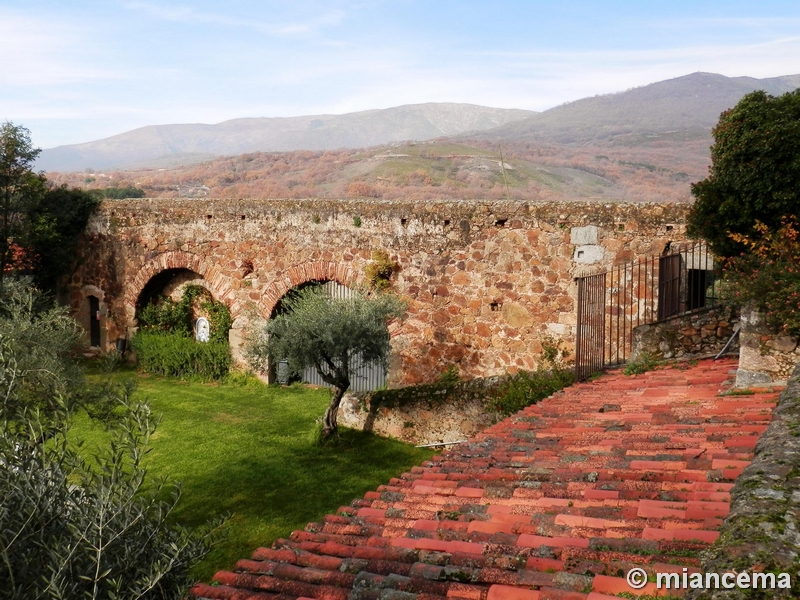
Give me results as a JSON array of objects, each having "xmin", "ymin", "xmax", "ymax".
[{"xmin": 321, "ymin": 385, "xmax": 346, "ymax": 439}]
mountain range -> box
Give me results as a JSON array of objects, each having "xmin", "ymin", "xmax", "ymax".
[
  {"xmin": 37, "ymin": 105, "xmax": 534, "ymax": 172},
  {"xmin": 38, "ymin": 71, "xmax": 800, "ymax": 173}
]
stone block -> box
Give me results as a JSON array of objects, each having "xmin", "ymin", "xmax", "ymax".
[
  {"xmin": 573, "ymin": 245, "xmax": 604, "ymax": 264},
  {"xmin": 570, "ymin": 225, "xmax": 598, "ymax": 245},
  {"xmin": 766, "ymin": 336, "xmax": 798, "ymax": 353}
]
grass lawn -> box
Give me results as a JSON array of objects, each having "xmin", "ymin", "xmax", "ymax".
[{"xmin": 70, "ymin": 370, "xmax": 434, "ymax": 581}]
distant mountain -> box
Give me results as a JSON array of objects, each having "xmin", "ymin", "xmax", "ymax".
[
  {"xmin": 472, "ymin": 72, "xmax": 800, "ymax": 145},
  {"xmin": 36, "ymin": 104, "xmax": 535, "ymax": 172}
]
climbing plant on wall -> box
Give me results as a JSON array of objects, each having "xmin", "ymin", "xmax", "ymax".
[
  {"xmin": 133, "ymin": 285, "xmax": 232, "ymax": 380},
  {"xmin": 364, "ymin": 249, "xmax": 397, "ymax": 291},
  {"xmin": 138, "ymin": 284, "xmax": 231, "ymax": 342}
]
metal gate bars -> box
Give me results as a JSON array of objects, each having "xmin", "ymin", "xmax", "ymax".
[{"xmin": 574, "ymin": 242, "xmax": 717, "ymax": 380}]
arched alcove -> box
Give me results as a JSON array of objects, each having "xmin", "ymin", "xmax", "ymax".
[{"xmin": 267, "ymin": 279, "xmax": 386, "ymax": 392}]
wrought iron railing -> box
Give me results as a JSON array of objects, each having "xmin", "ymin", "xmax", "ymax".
[{"xmin": 574, "ymin": 242, "xmax": 718, "ymax": 380}]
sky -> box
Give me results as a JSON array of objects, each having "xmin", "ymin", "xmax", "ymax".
[{"xmin": 3, "ymin": 0, "xmax": 800, "ymax": 149}]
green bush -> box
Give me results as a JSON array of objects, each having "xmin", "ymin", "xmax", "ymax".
[
  {"xmin": 486, "ymin": 337, "xmax": 574, "ymax": 416},
  {"xmin": 138, "ymin": 284, "xmax": 231, "ymax": 343},
  {"xmin": 131, "ymin": 332, "xmax": 231, "ymax": 381}
]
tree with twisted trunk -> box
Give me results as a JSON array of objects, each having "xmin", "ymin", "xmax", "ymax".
[{"xmin": 249, "ymin": 286, "xmax": 406, "ymax": 441}]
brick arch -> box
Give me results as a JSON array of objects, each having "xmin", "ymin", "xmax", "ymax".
[
  {"xmin": 124, "ymin": 250, "xmax": 240, "ymax": 323},
  {"xmin": 258, "ymin": 261, "xmax": 362, "ymax": 318}
]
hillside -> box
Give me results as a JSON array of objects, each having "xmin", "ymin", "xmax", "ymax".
[
  {"xmin": 36, "ymin": 104, "xmax": 535, "ymax": 172},
  {"xmin": 44, "ymin": 71, "xmax": 799, "ymax": 203},
  {"xmin": 47, "ymin": 137, "xmax": 709, "ymax": 204},
  {"xmin": 472, "ymin": 72, "xmax": 800, "ymax": 145}
]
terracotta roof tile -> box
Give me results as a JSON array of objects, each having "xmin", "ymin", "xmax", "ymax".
[{"xmin": 191, "ymin": 358, "xmax": 778, "ymax": 600}]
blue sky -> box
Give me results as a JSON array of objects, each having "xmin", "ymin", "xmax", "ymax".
[{"xmin": 3, "ymin": 0, "xmax": 800, "ymax": 148}]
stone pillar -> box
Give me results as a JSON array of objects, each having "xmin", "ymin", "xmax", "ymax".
[{"xmin": 736, "ymin": 310, "xmax": 800, "ymax": 387}]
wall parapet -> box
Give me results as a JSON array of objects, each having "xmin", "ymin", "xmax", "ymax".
[
  {"xmin": 339, "ymin": 377, "xmax": 501, "ymax": 445},
  {"xmin": 690, "ymin": 361, "xmax": 800, "ymax": 599}
]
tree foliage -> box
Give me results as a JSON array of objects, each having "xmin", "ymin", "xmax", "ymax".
[
  {"xmin": 26, "ymin": 185, "xmax": 101, "ymax": 292},
  {"xmin": 247, "ymin": 287, "xmax": 406, "ymax": 440},
  {"xmin": 0, "ymin": 122, "xmax": 100, "ymax": 292},
  {"xmin": 0, "ymin": 281, "xmax": 223, "ymax": 599},
  {"xmin": 687, "ymin": 90, "xmax": 800, "ymax": 257},
  {"xmin": 720, "ymin": 218, "xmax": 800, "ymax": 335},
  {"xmin": 0, "ymin": 122, "xmax": 45, "ymax": 280}
]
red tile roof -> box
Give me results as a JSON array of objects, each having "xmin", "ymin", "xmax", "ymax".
[{"xmin": 191, "ymin": 357, "xmax": 781, "ymax": 600}]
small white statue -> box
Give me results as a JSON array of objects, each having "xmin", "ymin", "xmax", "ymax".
[{"xmin": 195, "ymin": 317, "xmax": 210, "ymax": 343}]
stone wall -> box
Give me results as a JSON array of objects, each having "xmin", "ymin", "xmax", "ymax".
[
  {"xmin": 339, "ymin": 378, "xmax": 500, "ymax": 445},
  {"xmin": 690, "ymin": 362, "xmax": 800, "ymax": 599},
  {"xmin": 70, "ymin": 198, "xmax": 690, "ymax": 385},
  {"xmin": 630, "ymin": 306, "xmax": 739, "ymax": 362},
  {"xmin": 736, "ymin": 310, "xmax": 800, "ymax": 387}
]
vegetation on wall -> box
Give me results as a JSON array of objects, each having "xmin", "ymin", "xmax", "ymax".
[
  {"xmin": 138, "ymin": 284, "xmax": 231, "ymax": 342},
  {"xmin": 134, "ymin": 284, "xmax": 232, "ymax": 379},
  {"xmin": 485, "ymin": 337, "xmax": 574, "ymax": 416},
  {"xmin": 364, "ymin": 249, "xmax": 397, "ymax": 291}
]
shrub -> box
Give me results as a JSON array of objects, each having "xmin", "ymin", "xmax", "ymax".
[
  {"xmin": 138, "ymin": 284, "xmax": 231, "ymax": 343},
  {"xmin": 624, "ymin": 351, "xmax": 661, "ymax": 376},
  {"xmin": 486, "ymin": 337, "xmax": 574, "ymax": 416},
  {"xmin": 364, "ymin": 249, "xmax": 396, "ymax": 291},
  {"xmin": 0, "ymin": 280, "xmax": 223, "ymax": 599},
  {"xmin": 1, "ymin": 392, "xmax": 224, "ymax": 599},
  {"xmin": 131, "ymin": 331, "xmax": 231, "ymax": 381},
  {"xmin": 721, "ymin": 217, "xmax": 800, "ymax": 336}
]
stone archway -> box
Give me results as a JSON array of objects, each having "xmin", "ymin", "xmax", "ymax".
[
  {"xmin": 124, "ymin": 250, "xmax": 239, "ymax": 325},
  {"xmin": 258, "ymin": 261, "xmax": 361, "ymax": 318}
]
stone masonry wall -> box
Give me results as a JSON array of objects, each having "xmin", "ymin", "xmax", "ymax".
[
  {"xmin": 630, "ymin": 305, "xmax": 739, "ymax": 362},
  {"xmin": 691, "ymin": 362, "xmax": 800, "ymax": 599},
  {"xmin": 69, "ymin": 198, "xmax": 690, "ymax": 385},
  {"xmin": 339, "ymin": 378, "xmax": 500, "ymax": 446},
  {"xmin": 736, "ymin": 310, "xmax": 800, "ymax": 387}
]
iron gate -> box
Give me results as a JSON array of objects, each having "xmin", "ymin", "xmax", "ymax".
[{"xmin": 574, "ymin": 242, "xmax": 717, "ymax": 379}]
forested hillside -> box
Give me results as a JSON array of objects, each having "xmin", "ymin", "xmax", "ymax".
[{"xmin": 48, "ymin": 137, "xmax": 709, "ymax": 203}]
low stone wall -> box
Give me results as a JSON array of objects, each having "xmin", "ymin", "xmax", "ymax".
[
  {"xmin": 630, "ymin": 305, "xmax": 739, "ymax": 362},
  {"xmin": 690, "ymin": 362, "xmax": 800, "ymax": 599},
  {"xmin": 338, "ymin": 378, "xmax": 500, "ymax": 446},
  {"xmin": 736, "ymin": 310, "xmax": 800, "ymax": 387}
]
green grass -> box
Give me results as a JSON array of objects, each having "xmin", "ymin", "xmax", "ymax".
[{"xmin": 70, "ymin": 370, "xmax": 434, "ymax": 581}]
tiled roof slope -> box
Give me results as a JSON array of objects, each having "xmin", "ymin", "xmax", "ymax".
[{"xmin": 192, "ymin": 357, "xmax": 782, "ymax": 600}]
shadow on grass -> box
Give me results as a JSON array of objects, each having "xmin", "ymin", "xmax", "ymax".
[{"xmin": 71, "ymin": 372, "xmax": 434, "ymax": 581}]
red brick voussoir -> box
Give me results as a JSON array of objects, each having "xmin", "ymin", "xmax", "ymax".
[{"xmin": 191, "ymin": 358, "xmax": 781, "ymax": 600}]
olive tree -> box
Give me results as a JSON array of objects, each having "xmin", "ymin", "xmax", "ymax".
[
  {"xmin": 0, "ymin": 281, "xmax": 224, "ymax": 599},
  {"xmin": 248, "ymin": 287, "xmax": 406, "ymax": 440}
]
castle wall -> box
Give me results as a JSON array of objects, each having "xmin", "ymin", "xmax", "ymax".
[{"xmin": 69, "ymin": 198, "xmax": 690, "ymax": 385}]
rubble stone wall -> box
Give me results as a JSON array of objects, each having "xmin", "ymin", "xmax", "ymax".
[
  {"xmin": 630, "ymin": 305, "xmax": 740, "ymax": 362},
  {"xmin": 70, "ymin": 197, "xmax": 690, "ymax": 385},
  {"xmin": 339, "ymin": 378, "xmax": 500, "ymax": 445}
]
